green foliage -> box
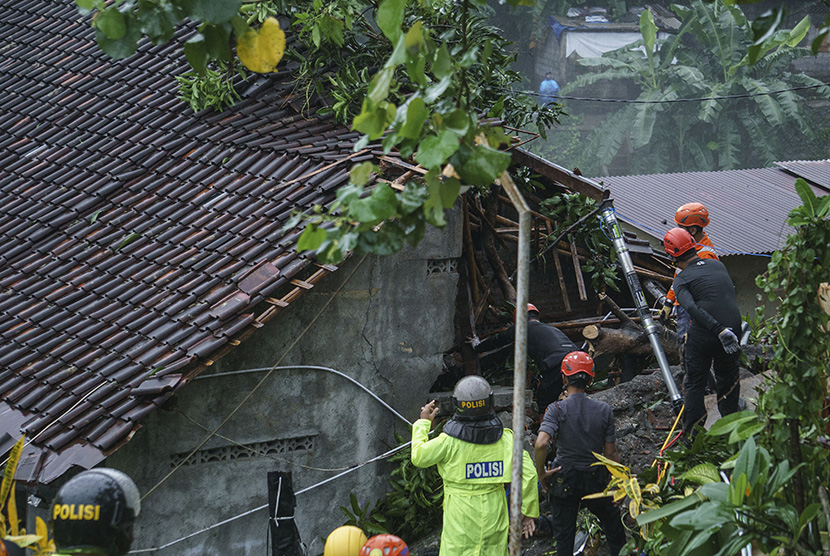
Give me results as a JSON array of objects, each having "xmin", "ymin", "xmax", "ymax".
[
  {"xmin": 77, "ymin": 0, "xmax": 245, "ymax": 64},
  {"xmin": 560, "ymin": 0, "xmax": 830, "ymax": 174},
  {"xmin": 77, "ymin": 0, "xmax": 560, "ymax": 262},
  {"xmin": 525, "ymin": 112, "xmax": 583, "ymax": 171},
  {"xmin": 754, "ymin": 178, "xmax": 830, "ymax": 511},
  {"xmin": 338, "ymin": 493, "xmax": 388, "ymax": 536},
  {"xmin": 291, "ymin": 0, "xmax": 561, "ymax": 264},
  {"xmin": 175, "ymin": 63, "xmax": 247, "ymax": 112},
  {"xmin": 538, "ymin": 192, "xmax": 619, "ymax": 292},
  {"xmin": 338, "ymin": 431, "xmax": 444, "ymax": 544},
  {"xmin": 370, "ymin": 432, "xmax": 444, "ymax": 542},
  {"xmin": 637, "ymin": 429, "xmax": 822, "ymax": 556}
]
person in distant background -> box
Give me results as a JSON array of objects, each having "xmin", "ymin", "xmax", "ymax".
[{"xmin": 539, "ymin": 72, "xmax": 560, "ymax": 105}]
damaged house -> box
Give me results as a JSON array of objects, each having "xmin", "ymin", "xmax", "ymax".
[{"xmin": 0, "ymin": 1, "xmax": 680, "ymax": 555}]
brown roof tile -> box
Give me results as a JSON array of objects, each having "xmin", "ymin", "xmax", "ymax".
[{"xmin": 0, "ymin": 0, "xmax": 368, "ymax": 483}]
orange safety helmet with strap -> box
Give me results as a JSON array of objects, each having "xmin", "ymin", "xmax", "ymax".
[
  {"xmin": 663, "ymin": 227, "xmax": 696, "ymax": 257},
  {"xmin": 513, "ymin": 303, "xmax": 540, "ymax": 322},
  {"xmin": 360, "ymin": 535, "xmax": 409, "ymax": 556},
  {"xmin": 561, "ymin": 351, "xmax": 595, "ymax": 378},
  {"xmin": 674, "ymin": 202, "xmax": 710, "ymax": 228}
]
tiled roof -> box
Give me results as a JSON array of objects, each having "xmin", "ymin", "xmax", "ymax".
[
  {"xmin": 594, "ymin": 161, "xmax": 830, "ymax": 257},
  {"xmin": 0, "ymin": 1, "xmax": 371, "ymax": 483}
]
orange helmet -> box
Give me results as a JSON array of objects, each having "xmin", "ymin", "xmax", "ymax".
[
  {"xmin": 360, "ymin": 535, "xmax": 409, "ymax": 556},
  {"xmin": 561, "ymin": 351, "xmax": 595, "ymax": 378},
  {"xmin": 513, "ymin": 303, "xmax": 540, "ymax": 322},
  {"xmin": 663, "ymin": 227, "xmax": 695, "ymax": 257},
  {"xmin": 674, "ymin": 202, "xmax": 709, "ymax": 228}
]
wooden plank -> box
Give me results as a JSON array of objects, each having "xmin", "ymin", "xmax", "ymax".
[
  {"xmin": 553, "ymin": 250, "xmax": 572, "ymax": 312},
  {"xmin": 550, "ymin": 316, "xmax": 642, "ymax": 330},
  {"xmin": 510, "ymin": 148, "xmax": 607, "ymax": 202},
  {"xmin": 570, "ymin": 237, "xmax": 588, "ymax": 301}
]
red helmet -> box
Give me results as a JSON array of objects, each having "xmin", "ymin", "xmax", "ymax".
[
  {"xmin": 513, "ymin": 303, "xmax": 540, "ymax": 322},
  {"xmin": 674, "ymin": 202, "xmax": 709, "ymax": 228},
  {"xmin": 360, "ymin": 535, "xmax": 409, "ymax": 556},
  {"xmin": 561, "ymin": 351, "xmax": 595, "ymax": 378},
  {"xmin": 663, "ymin": 227, "xmax": 695, "ymax": 257}
]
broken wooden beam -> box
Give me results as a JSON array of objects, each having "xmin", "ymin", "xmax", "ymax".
[
  {"xmin": 552, "ymin": 249, "xmax": 572, "ymax": 312},
  {"xmin": 598, "ymin": 292, "xmax": 635, "ymax": 328},
  {"xmin": 509, "ymin": 149, "xmax": 607, "ymax": 202},
  {"xmin": 570, "ymin": 237, "xmax": 588, "ymax": 301},
  {"xmin": 549, "ymin": 316, "xmax": 641, "ymax": 330}
]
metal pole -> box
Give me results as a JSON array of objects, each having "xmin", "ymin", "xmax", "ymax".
[
  {"xmin": 500, "ymin": 172, "xmax": 530, "ymax": 556},
  {"xmin": 598, "ymin": 199, "xmax": 683, "ymax": 412}
]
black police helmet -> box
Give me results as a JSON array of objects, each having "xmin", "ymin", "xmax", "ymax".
[
  {"xmin": 51, "ymin": 469, "xmax": 140, "ymax": 556},
  {"xmin": 452, "ymin": 375, "xmax": 495, "ymax": 419}
]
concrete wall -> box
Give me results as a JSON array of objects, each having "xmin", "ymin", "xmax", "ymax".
[{"xmin": 105, "ymin": 210, "xmax": 463, "ymax": 555}]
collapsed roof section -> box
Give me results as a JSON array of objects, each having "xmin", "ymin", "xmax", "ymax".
[{"xmin": 0, "ymin": 0, "xmax": 369, "ymax": 483}]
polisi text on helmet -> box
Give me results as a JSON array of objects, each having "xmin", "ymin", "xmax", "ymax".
[
  {"xmin": 53, "ymin": 504, "xmax": 101, "ymax": 521},
  {"xmin": 460, "ymin": 399, "xmax": 486, "ymax": 410}
]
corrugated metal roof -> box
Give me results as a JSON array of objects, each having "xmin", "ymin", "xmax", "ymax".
[
  {"xmin": 593, "ymin": 163, "xmax": 830, "ymax": 256},
  {"xmin": 775, "ymin": 160, "xmax": 830, "ymax": 192},
  {"xmin": 0, "ymin": 0, "xmax": 375, "ymax": 483}
]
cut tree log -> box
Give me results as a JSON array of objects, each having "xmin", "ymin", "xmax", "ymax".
[{"xmin": 583, "ymin": 324, "xmax": 681, "ymax": 364}]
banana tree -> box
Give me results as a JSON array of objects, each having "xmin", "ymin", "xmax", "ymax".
[{"xmin": 561, "ymin": 0, "xmax": 830, "ymax": 174}]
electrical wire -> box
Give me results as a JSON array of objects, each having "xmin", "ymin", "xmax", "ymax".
[
  {"xmin": 653, "ymin": 404, "xmax": 684, "ymax": 486},
  {"xmin": 129, "ymin": 365, "xmax": 414, "ymax": 553},
  {"xmin": 127, "ymin": 442, "xmax": 411, "ymax": 554},
  {"xmin": 194, "ymin": 365, "xmax": 411, "ymax": 426},
  {"xmin": 510, "ymin": 80, "xmax": 830, "ymax": 104},
  {"xmin": 177, "ymin": 364, "xmax": 412, "ymax": 472},
  {"xmin": 139, "ymin": 255, "xmax": 369, "ymax": 502}
]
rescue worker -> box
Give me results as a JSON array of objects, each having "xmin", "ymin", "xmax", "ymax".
[
  {"xmin": 660, "ymin": 203, "xmax": 719, "ymax": 336},
  {"xmin": 664, "ymin": 228, "xmax": 741, "ymax": 434},
  {"xmin": 412, "ymin": 376, "xmax": 539, "ymax": 555},
  {"xmin": 534, "ymin": 352, "xmax": 626, "ymax": 556},
  {"xmin": 472, "ymin": 304, "xmax": 577, "ymax": 409},
  {"xmin": 535, "ymin": 351, "xmax": 625, "ymax": 556},
  {"xmin": 50, "ymin": 468, "xmax": 140, "ymax": 556}
]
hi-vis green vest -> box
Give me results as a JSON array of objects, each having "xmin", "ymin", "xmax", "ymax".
[{"xmin": 411, "ymin": 418, "xmax": 539, "ymax": 556}]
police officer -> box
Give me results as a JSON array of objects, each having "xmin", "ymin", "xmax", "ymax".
[
  {"xmin": 534, "ymin": 352, "xmax": 626, "ymax": 556},
  {"xmin": 50, "ymin": 468, "xmax": 140, "ymax": 556},
  {"xmin": 411, "ymin": 376, "xmax": 539, "ymax": 555},
  {"xmin": 472, "ymin": 303, "xmax": 577, "ymax": 409}
]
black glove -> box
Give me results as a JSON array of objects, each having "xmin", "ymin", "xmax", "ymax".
[{"xmin": 718, "ymin": 328, "xmax": 740, "ymax": 354}]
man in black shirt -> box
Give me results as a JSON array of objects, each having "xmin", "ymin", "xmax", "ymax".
[
  {"xmin": 534, "ymin": 351, "xmax": 626, "ymax": 556},
  {"xmin": 664, "ymin": 228, "xmax": 742, "ymax": 434},
  {"xmin": 472, "ymin": 304, "xmax": 577, "ymax": 408}
]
